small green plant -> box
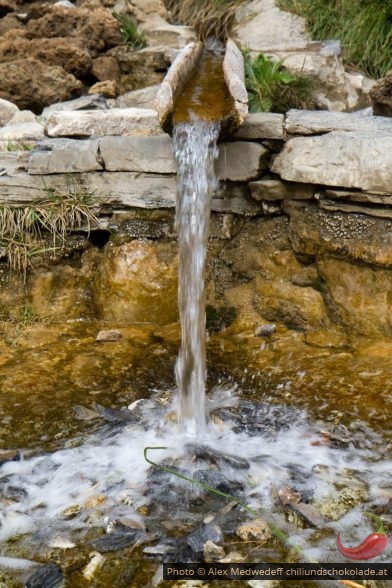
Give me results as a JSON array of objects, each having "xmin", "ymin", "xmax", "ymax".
[
  {"xmin": 114, "ymin": 13, "xmax": 147, "ymax": 49},
  {"xmin": 243, "ymin": 51, "xmax": 314, "ymax": 113},
  {"xmin": 0, "ymin": 178, "xmax": 101, "ymax": 276},
  {"xmin": 277, "ymin": 0, "xmax": 392, "ymax": 78}
]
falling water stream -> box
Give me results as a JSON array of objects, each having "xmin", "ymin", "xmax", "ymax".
[
  {"xmin": 173, "ymin": 119, "xmax": 220, "ymax": 432},
  {"xmin": 172, "ymin": 48, "xmax": 233, "ymax": 433}
]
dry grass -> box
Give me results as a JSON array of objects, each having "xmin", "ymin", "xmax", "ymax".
[
  {"xmin": 165, "ymin": 0, "xmax": 246, "ymax": 40},
  {"xmin": 0, "ymin": 178, "xmax": 102, "ymax": 276}
]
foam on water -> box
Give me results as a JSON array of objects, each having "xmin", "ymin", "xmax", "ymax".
[{"xmin": 0, "ymin": 393, "xmax": 390, "ymax": 565}]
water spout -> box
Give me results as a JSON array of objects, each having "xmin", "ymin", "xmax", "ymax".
[{"xmin": 156, "ymin": 39, "xmax": 248, "ymax": 434}]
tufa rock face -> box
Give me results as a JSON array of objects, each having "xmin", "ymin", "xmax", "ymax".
[
  {"xmin": 25, "ymin": 5, "xmax": 122, "ymax": 55},
  {"xmin": 0, "ymin": 58, "xmax": 82, "ymax": 111},
  {"xmin": 91, "ymin": 241, "xmax": 178, "ymax": 324},
  {"xmin": 370, "ymin": 70, "xmax": 392, "ymax": 117},
  {"xmin": 0, "ymin": 31, "xmax": 92, "ymax": 76}
]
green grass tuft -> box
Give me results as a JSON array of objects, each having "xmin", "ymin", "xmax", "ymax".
[
  {"xmin": 277, "ymin": 0, "xmax": 392, "ymax": 78},
  {"xmin": 114, "ymin": 13, "xmax": 147, "ymax": 50},
  {"xmin": 243, "ymin": 51, "xmax": 314, "ymax": 113}
]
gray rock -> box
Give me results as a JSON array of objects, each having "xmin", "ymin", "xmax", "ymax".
[
  {"xmin": 28, "ymin": 138, "xmax": 102, "ymax": 174},
  {"xmin": 96, "ymin": 329, "xmax": 122, "ymax": 342},
  {"xmin": 0, "ymin": 122, "xmax": 44, "ymax": 141},
  {"xmin": 143, "ymin": 21, "xmax": 196, "ymax": 48},
  {"xmin": 25, "ymin": 563, "xmax": 63, "ymax": 588},
  {"xmin": 289, "ymin": 502, "xmax": 326, "ymax": 527},
  {"xmin": 42, "ymin": 94, "xmax": 111, "ymax": 118},
  {"xmin": 187, "ymin": 523, "xmax": 223, "ymax": 554},
  {"xmin": 272, "ymin": 131, "xmax": 392, "ymax": 193},
  {"xmin": 234, "ymin": 0, "xmax": 307, "ymax": 52},
  {"xmin": 249, "ymin": 178, "xmax": 315, "ymax": 201},
  {"xmin": 285, "ymin": 109, "xmax": 392, "ymax": 135},
  {"xmin": 191, "ymin": 445, "xmax": 250, "ymax": 469},
  {"xmin": 116, "ymin": 85, "xmax": 159, "ymax": 109},
  {"xmin": 8, "ymin": 110, "xmax": 36, "ymax": 125},
  {"xmin": 90, "ymin": 531, "xmax": 144, "ymax": 552},
  {"xmin": 0, "ymin": 98, "xmax": 19, "ymax": 127},
  {"xmin": 46, "ymin": 108, "xmax": 163, "ymax": 137},
  {"xmin": 216, "ymin": 142, "xmax": 269, "ymax": 181},
  {"xmin": 73, "ymin": 405, "xmax": 100, "ymax": 421},
  {"xmin": 235, "ymin": 113, "xmax": 284, "ymax": 140},
  {"xmin": 100, "ymin": 135, "xmax": 176, "ymax": 173}
]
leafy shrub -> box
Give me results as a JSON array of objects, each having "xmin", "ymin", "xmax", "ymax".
[
  {"xmin": 243, "ymin": 51, "xmax": 314, "ymax": 113},
  {"xmin": 277, "ymin": 0, "xmax": 392, "ymax": 78}
]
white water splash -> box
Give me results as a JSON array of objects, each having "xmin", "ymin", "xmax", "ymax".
[{"xmin": 0, "ymin": 394, "xmax": 390, "ymax": 570}]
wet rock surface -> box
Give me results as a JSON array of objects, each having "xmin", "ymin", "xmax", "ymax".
[{"xmin": 25, "ymin": 563, "xmax": 63, "ymax": 588}]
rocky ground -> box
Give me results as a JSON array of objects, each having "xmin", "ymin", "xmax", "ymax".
[{"xmin": 0, "ymin": 0, "xmax": 193, "ymax": 113}]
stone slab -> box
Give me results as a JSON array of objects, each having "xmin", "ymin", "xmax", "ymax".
[
  {"xmin": 319, "ymin": 197, "xmax": 392, "ymax": 220},
  {"xmin": 249, "ymin": 179, "xmax": 315, "ymax": 201},
  {"xmin": 28, "ymin": 139, "xmax": 102, "ymax": 174},
  {"xmin": 100, "ymin": 135, "xmax": 176, "ymax": 173},
  {"xmin": 235, "ymin": 112, "xmax": 284, "ymax": 140},
  {"xmin": 272, "ymin": 131, "xmax": 392, "ymax": 193},
  {"xmin": 285, "ymin": 109, "xmax": 392, "ymax": 135},
  {"xmin": 45, "ymin": 108, "xmax": 163, "ymax": 137},
  {"xmin": 325, "ymin": 189, "xmax": 392, "ymax": 205},
  {"xmin": 0, "ymin": 171, "xmax": 176, "ymax": 207},
  {"xmin": 216, "ymin": 141, "xmax": 268, "ymax": 181}
]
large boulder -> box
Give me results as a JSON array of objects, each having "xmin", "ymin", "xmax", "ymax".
[
  {"xmin": 0, "ymin": 58, "xmax": 82, "ymax": 112},
  {"xmin": 26, "ymin": 5, "xmax": 122, "ymax": 55},
  {"xmin": 0, "ymin": 31, "xmax": 92, "ymax": 76},
  {"xmin": 370, "ymin": 70, "xmax": 392, "ymax": 117}
]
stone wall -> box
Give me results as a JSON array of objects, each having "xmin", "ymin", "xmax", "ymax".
[{"xmin": 2, "ymin": 105, "xmax": 392, "ymax": 341}]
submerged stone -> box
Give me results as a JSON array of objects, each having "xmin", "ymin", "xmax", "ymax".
[
  {"xmin": 25, "ymin": 563, "xmax": 63, "ymax": 588},
  {"xmin": 187, "ymin": 523, "xmax": 223, "ymax": 555},
  {"xmin": 193, "ymin": 469, "xmax": 244, "ymax": 495},
  {"xmin": 90, "ymin": 531, "xmax": 144, "ymax": 552},
  {"xmin": 190, "ymin": 445, "xmax": 250, "ymax": 470}
]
